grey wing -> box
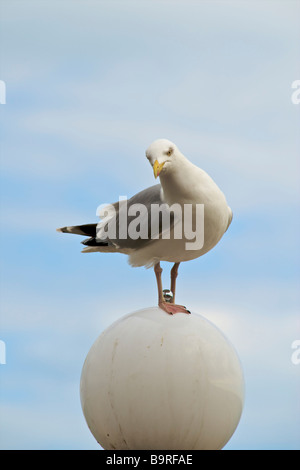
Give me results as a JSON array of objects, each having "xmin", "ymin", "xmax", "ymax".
[{"xmin": 83, "ymin": 184, "xmax": 175, "ymax": 250}]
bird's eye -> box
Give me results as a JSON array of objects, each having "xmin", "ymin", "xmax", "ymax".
[{"xmin": 165, "ymin": 147, "xmax": 174, "ymax": 157}]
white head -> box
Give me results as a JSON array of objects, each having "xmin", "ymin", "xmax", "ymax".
[{"xmin": 145, "ymin": 139, "xmax": 184, "ymax": 179}]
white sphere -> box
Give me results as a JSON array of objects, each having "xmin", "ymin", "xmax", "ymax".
[{"xmin": 80, "ymin": 307, "xmax": 244, "ymax": 450}]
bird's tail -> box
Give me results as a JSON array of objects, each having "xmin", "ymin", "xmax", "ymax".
[{"xmin": 57, "ymin": 223, "xmax": 115, "ymax": 253}]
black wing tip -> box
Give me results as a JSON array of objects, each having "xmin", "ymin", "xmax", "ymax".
[
  {"xmin": 81, "ymin": 237, "xmax": 109, "ymax": 247},
  {"xmin": 56, "ymin": 224, "xmax": 97, "ymax": 236}
]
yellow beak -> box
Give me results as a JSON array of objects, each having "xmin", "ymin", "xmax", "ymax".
[{"xmin": 153, "ymin": 160, "xmax": 165, "ymax": 179}]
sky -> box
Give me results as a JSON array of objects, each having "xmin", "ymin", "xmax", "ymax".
[{"xmin": 0, "ymin": 0, "xmax": 299, "ymax": 450}]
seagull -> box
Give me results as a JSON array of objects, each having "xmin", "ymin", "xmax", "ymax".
[{"xmin": 57, "ymin": 139, "xmax": 232, "ymax": 315}]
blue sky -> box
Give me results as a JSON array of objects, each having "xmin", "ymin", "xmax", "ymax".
[{"xmin": 0, "ymin": 0, "xmax": 299, "ymax": 450}]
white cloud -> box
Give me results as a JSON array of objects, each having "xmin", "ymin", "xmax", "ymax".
[{"xmin": 14, "ymin": 108, "xmax": 298, "ymax": 211}]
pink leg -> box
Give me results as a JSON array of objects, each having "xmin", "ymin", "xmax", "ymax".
[
  {"xmin": 154, "ymin": 262, "xmax": 164, "ymax": 305},
  {"xmin": 170, "ymin": 262, "xmax": 180, "ymax": 303},
  {"xmin": 154, "ymin": 262, "xmax": 190, "ymax": 315}
]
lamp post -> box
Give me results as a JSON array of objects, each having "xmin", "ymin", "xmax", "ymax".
[{"xmin": 80, "ymin": 307, "xmax": 244, "ymax": 450}]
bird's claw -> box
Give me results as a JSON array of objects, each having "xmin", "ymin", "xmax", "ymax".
[{"xmin": 159, "ymin": 301, "xmax": 191, "ymax": 315}]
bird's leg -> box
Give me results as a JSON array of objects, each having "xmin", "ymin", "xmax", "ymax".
[
  {"xmin": 154, "ymin": 262, "xmax": 190, "ymax": 315},
  {"xmin": 154, "ymin": 262, "xmax": 164, "ymax": 305},
  {"xmin": 170, "ymin": 262, "xmax": 180, "ymax": 303}
]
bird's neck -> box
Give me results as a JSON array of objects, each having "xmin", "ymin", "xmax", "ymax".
[{"xmin": 160, "ymin": 159, "xmax": 202, "ymax": 205}]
